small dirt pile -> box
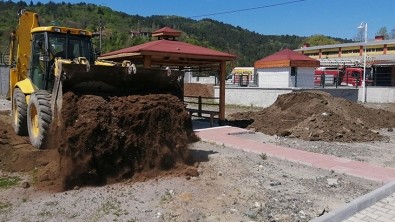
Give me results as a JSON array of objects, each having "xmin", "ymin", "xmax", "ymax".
[
  {"xmin": 184, "ymin": 83, "xmax": 214, "ymax": 97},
  {"xmin": 229, "ymin": 91, "xmax": 395, "ymax": 142},
  {"xmin": 47, "ymin": 92, "xmax": 198, "ymax": 190},
  {"xmin": 0, "ymin": 114, "xmax": 57, "ymax": 173}
]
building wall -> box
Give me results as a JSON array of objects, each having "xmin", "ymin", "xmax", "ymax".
[
  {"xmin": 296, "ymin": 67, "xmax": 315, "ymax": 88},
  {"xmin": 360, "ymin": 87, "xmax": 395, "ymax": 103},
  {"xmin": 257, "ymin": 67, "xmax": 290, "ymax": 88},
  {"xmin": 298, "ymin": 41, "xmax": 395, "ymax": 60},
  {"xmin": 0, "ymin": 65, "xmax": 9, "ymax": 98},
  {"xmin": 256, "ymin": 67, "xmax": 315, "ymax": 88},
  {"xmin": 214, "ymin": 87, "xmax": 361, "ymax": 108},
  {"xmin": 216, "ymin": 86, "xmax": 293, "ymax": 107},
  {"xmin": 215, "ymin": 86, "xmax": 395, "ymax": 108},
  {"xmin": 184, "ymin": 72, "xmax": 217, "ymax": 84}
]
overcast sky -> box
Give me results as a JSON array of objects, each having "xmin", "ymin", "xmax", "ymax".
[{"xmin": 23, "ymin": 0, "xmax": 394, "ymax": 40}]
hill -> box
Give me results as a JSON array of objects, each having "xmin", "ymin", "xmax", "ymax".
[{"xmin": 0, "ymin": 1, "xmax": 351, "ymax": 67}]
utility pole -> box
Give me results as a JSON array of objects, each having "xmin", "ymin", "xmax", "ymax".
[{"xmin": 358, "ymin": 22, "xmax": 368, "ymax": 103}]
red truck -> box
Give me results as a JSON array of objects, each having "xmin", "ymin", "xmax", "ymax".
[{"xmin": 314, "ymin": 67, "xmax": 373, "ymax": 87}]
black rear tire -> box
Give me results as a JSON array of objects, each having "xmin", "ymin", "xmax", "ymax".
[
  {"xmin": 27, "ymin": 90, "xmax": 52, "ymax": 149},
  {"xmin": 12, "ymin": 88, "xmax": 28, "ymax": 136}
]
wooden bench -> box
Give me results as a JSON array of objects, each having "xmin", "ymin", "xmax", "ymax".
[{"xmin": 187, "ymin": 108, "xmax": 219, "ymax": 127}]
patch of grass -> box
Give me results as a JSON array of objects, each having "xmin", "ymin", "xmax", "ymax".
[
  {"xmin": 44, "ymin": 201, "xmax": 59, "ymax": 207},
  {"xmin": 99, "ymin": 197, "xmax": 125, "ymax": 217},
  {"xmin": 30, "ymin": 168, "xmax": 39, "ymax": 184},
  {"xmin": 0, "ymin": 201, "xmax": 12, "ymax": 212},
  {"xmin": 160, "ymin": 189, "xmax": 175, "ymax": 204},
  {"xmin": 225, "ymin": 104, "xmax": 261, "ymax": 110},
  {"xmin": 259, "ymin": 153, "xmax": 267, "ymax": 160},
  {"xmin": 0, "ymin": 176, "xmax": 21, "ymax": 189},
  {"xmin": 38, "ymin": 210, "xmax": 53, "ymax": 217}
]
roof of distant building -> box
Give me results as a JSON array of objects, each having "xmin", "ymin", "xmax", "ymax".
[
  {"xmin": 295, "ymin": 39, "xmax": 395, "ymax": 51},
  {"xmin": 102, "ymin": 39, "xmax": 236, "ymax": 59},
  {"xmin": 255, "ymin": 48, "xmax": 319, "ymax": 68}
]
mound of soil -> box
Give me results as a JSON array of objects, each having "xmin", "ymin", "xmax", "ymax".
[
  {"xmin": 0, "ymin": 91, "xmax": 199, "ymax": 192},
  {"xmin": 229, "ymin": 91, "xmax": 395, "ymax": 142},
  {"xmin": 184, "ymin": 83, "xmax": 214, "ymax": 97},
  {"xmin": 0, "ymin": 115, "xmax": 57, "ymax": 173},
  {"xmin": 49, "ymin": 92, "xmax": 198, "ymax": 190}
]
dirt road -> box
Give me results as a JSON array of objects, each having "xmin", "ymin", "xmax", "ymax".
[
  {"xmin": 0, "ymin": 139, "xmax": 380, "ymax": 221},
  {"xmin": 1, "ymin": 91, "xmax": 395, "ymax": 221}
]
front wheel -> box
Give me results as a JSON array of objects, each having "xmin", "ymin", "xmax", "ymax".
[
  {"xmin": 27, "ymin": 90, "xmax": 52, "ymax": 149},
  {"xmin": 12, "ymin": 88, "xmax": 28, "ymax": 136}
]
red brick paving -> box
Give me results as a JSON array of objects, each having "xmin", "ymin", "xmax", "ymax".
[{"xmin": 196, "ymin": 126, "xmax": 395, "ymax": 183}]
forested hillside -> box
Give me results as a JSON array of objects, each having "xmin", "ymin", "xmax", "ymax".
[{"xmin": 0, "ymin": 1, "xmax": 351, "ymax": 66}]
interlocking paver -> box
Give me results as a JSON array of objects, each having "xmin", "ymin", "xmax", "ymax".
[
  {"xmin": 195, "ymin": 126, "xmax": 395, "ymax": 222},
  {"xmin": 344, "ymin": 194, "xmax": 395, "ymax": 221}
]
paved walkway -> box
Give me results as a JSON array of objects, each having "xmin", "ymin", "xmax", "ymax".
[
  {"xmin": 345, "ymin": 194, "xmax": 395, "ymax": 222},
  {"xmin": 196, "ymin": 126, "xmax": 395, "ymax": 183},
  {"xmin": 195, "ymin": 125, "xmax": 395, "ymax": 222}
]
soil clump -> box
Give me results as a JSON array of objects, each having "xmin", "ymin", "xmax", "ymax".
[
  {"xmin": 184, "ymin": 83, "xmax": 214, "ymax": 97},
  {"xmin": 0, "ymin": 92, "xmax": 198, "ymax": 191},
  {"xmin": 52, "ymin": 92, "xmax": 198, "ymax": 190},
  {"xmin": 228, "ymin": 91, "xmax": 395, "ymax": 142}
]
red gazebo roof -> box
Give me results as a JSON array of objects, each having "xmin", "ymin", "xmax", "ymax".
[
  {"xmin": 255, "ymin": 49, "xmax": 319, "ymax": 68},
  {"xmin": 100, "ymin": 39, "xmax": 236, "ymax": 65},
  {"xmin": 152, "ymin": 27, "xmax": 181, "ymax": 38},
  {"xmin": 99, "ymin": 28, "xmax": 236, "ymax": 122}
]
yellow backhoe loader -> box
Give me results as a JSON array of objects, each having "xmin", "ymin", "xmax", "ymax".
[{"xmin": 7, "ymin": 9, "xmax": 183, "ymax": 149}]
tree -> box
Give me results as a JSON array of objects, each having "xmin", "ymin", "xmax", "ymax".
[
  {"xmin": 375, "ymin": 27, "xmax": 390, "ymax": 40},
  {"xmin": 353, "ymin": 28, "xmax": 364, "ymax": 42},
  {"xmin": 390, "ymin": 28, "xmax": 395, "ymax": 40},
  {"xmin": 16, "ymin": 0, "xmax": 26, "ymax": 7},
  {"xmin": 304, "ymin": 34, "xmax": 340, "ymax": 46}
]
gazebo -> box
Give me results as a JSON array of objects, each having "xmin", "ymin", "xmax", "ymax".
[
  {"xmin": 99, "ymin": 27, "xmax": 236, "ymax": 122},
  {"xmin": 254, "ymin": 49, "xmax": 319, "ymax": 88}
]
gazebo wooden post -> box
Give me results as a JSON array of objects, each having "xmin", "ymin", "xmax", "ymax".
[
  {"xmin": 143, "ymin": 55, "xmax": 152, "ymax": 68},
  {"xmin": 179, "ymin": 66, "xmax": 185, "ymax": 102},
  {"xmin": 219, "ymin": 61, "xmax": 226, "ymax": 124}
]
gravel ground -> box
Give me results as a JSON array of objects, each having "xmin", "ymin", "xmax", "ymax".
[
  {"xmin": 272, "ymin": 129, "xmax": 395, "ymax": 168},
  {"xmin": 0, "ymin": 100, "xmax": 393, "ymax": 222},
  {"xmin": 0, "ymin": 140, "xmax": 380, "ymax": 222}
]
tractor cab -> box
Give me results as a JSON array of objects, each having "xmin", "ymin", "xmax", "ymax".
[{"xmin": 29, "ymin": 27, "xmax": 93, "ymax": 91}]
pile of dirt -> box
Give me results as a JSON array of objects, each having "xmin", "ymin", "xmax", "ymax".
[
  {"xmin": 0, "ymin": 114, "xmax": 58, "ymax": 173},
  {"xmin": 0, "ymin": 92, "xmax": 199, "ymax": 191},
  {"xmin": 228, "ymin": 91, "xmax": 395, "ymax": 142},
  {"xmin": 184, "ymin": 83, "xmax": 214, "ymax": 97},
  {"xmin": 48, "ymin": 92, "xmax": 198, "ymax": 190}
]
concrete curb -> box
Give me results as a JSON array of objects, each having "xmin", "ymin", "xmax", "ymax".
[{"xmin": 311, "ymin": 179, "xmax": 395, "ymax": 222}]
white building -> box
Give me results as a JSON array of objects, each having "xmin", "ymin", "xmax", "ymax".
[{"xmin": 254, "ymin": 49, "xmax": 319, "ymax": 88}]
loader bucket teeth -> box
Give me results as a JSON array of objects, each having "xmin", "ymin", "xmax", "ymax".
[{"xmin": 60, "ymin": 64, "xmax": 183, "ymax": 97}]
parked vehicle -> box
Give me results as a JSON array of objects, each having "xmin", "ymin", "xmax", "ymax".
[
  {"xmin": 314, "ymin": 57, "xmax": 373, "ymax": 87},
  {"xmin": 315, "ymin": 66, "xmax": 373, "ymax": 87},
  {"xmin": 227, "ymin": 67, "xmax": 254, "ymax": 86}
]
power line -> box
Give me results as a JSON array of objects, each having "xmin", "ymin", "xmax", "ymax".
[{"xmin": 189, "ymin": 0, "xmax": 307, "ymax": 19}]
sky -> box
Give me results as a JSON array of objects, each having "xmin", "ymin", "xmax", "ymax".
[{"xmin": 24, "ymin": 0, "xmax": 394, "ymax": 40}]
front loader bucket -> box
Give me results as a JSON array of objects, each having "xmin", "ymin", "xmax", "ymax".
[
  {"xmin": 59, "ymin": 64, "xmax": 184, "ymax": 97},
  {"xmin": 50, "ymin": 63, "xmax": 184, "ymax": 121}
]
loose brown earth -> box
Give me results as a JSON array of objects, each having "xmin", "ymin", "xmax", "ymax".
[
  {"xmin": 229, "ymin": 91, "xmax": 395, "ymax": 142},
  {"xmin": 0, "ymin": 92, "xmax": 199, "ymax": 191},
  {"xmin": 1, "ymin": 89, "xmax": 395, "ymax": 221},
  {"xmin": 184, "ymin": 83, "xmax": 215, "ymax": 97},
  {"xmin": 1, "ymin": 90, "xmax": 395, "ymax": 192}
]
